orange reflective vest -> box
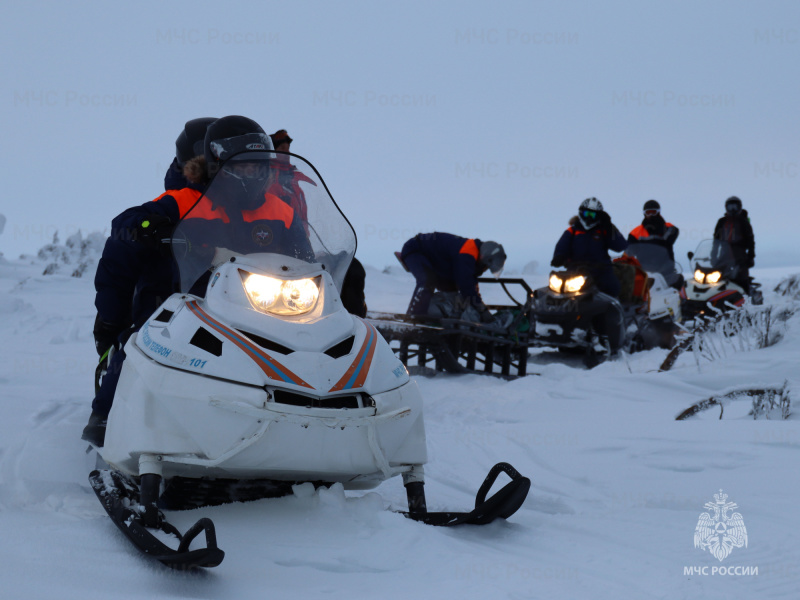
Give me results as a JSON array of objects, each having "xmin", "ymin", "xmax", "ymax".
[
  {"xmin": 153, "ymin": 189, "xmax": 294, "ymax": 228},
  {"xmin": 459, "ymin": 238, "xmax": 479, "ymax": 259},
  {"xmin": 629, "ymin": 223, "xmax": 675, "ymax": 240}
]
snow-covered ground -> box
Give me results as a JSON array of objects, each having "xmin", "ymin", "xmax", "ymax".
[{"xmin": 1, "ymin": 244, "xmax": 798, "ymax": 599}]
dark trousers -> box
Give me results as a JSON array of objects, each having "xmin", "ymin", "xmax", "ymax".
[
  {"xmin": 592, "ymin": 266, "xmax": 621, "ymax": 298},
  {"xmin": 403, "ymin": 252, "xmax": 439, "ymax": 315},
  {"xmin": 595, "ymin": 293, "xmax": 625, "ymax": 351},
  {"xmin": 732, "ymin": 265, "xmax": 751, "ymax": 292},
  {"xmin": 92, "ymin": 345, "xmax": 127, "ymax": 417}
]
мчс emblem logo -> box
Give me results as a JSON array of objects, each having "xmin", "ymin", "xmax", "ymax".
[
  {"xmin": 252, "ymin": 225, "xmax": 273, "ymax": 247},
  {"xmin": 694, "ymin": 489, "xmax": 748, "ymax": 562}
]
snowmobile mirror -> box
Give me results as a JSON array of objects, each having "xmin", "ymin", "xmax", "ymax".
[{"xmin": 687, "ymin": 251, "xmax": 694, "ymax": 261}]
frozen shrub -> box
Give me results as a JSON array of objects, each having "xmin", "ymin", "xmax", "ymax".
[
  {"xmin": 676, "ymin": 381, "xmax": 791, "ymax": 420},
  {"xmin": 661, "ymin": 303, "xmax": 796, "ymax": 372},
  {"xmin": 37, "ymin": 230, "xmax": 106, "ymax": 277},
  {"xmin": 774, "ymin": 273, "xmax": 800, "ymax": 300}
]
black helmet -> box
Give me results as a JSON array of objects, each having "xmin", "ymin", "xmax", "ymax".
[
  {"xmin": 203, "ymin": 116, "xmax": 275, "ymax": 209},
  {"xmin": 643, "ymin": 199, "xmax": 660, "ymax": 210},
  {"xmin": 175, "ymin": 117, "xmax": 217, "ymax": 167},
  {"xmin": 204, "ymin": 115, "xmax": 272, "ymax": 174},
  {"xmin": 479, "ymin": 241, "xmax": 507, "ymax": 276},
  {"xmin": 578, "ymin": 197, "xmax": 603, "ymax": 230},
  {"xmin": 643, "ymin": 199, "xmax": 660, "ymax": 217},
  {"xmin": 725, "ymin": 196, "xmax": 742, "ymax": 215}
]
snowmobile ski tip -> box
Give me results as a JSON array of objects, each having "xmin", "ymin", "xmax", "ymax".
[
  {"xmin": 402, "ymin": 462, "xmax": 530, "ymax": 527},
  {"xmin": 89, "ymin": 470, "xmax": 225, "ymax": 569}
]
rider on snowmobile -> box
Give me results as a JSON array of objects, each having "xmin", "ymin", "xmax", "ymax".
[
  {"xmin": 627, "ymin": 199, "xmax": 680, "ymax": 260},
  {"xmin": 400, "ymin": 232, "xmax": 506, "ymax": 323},
  {"xmin": 713, "ymin": 196, "xmax": 755, "ymax": 291},
  {"xmin": 551, "ymin": 198, "xmax": 627, "ymax": 353},
  {"xmin": 84, "ymin": 117, "xmax": 218, "ymax": 447},
  {"xmin": 83, "ymin": 115, "xmax": 313, "ymax": 446},
  {"xmin": 551, "ymin": 197, "xmax": 628, "ymax": 297},
  {"xmin": 92, "ymin": 117, "xmax": 216, "ymax": 359}
]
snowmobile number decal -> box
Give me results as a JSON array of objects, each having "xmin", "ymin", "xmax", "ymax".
[
  {"xmin": 329, "ymin": 320, "xmax": 378, "ymax": 392},
  {"xmin": 140, "ymin": 324, "xmax": 205, "ymax": 368},
  {"xmin": 186, "ymin": 300, "xmax": 314, "ymax": 389},
  {"xmin": 140, "ymin": 324, "xmax": 174, "ymax": 359}
]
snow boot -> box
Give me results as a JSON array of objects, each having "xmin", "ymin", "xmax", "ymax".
[{"xmin": 81, "ymin": 411, "xmax": 107, "ymax": 447}]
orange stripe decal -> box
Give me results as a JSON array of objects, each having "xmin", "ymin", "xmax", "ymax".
[
  {"xmin": 329, "ymin": 320, "xmax": 378, "ymax": 392},
  {"xmin": 186, "ymin": 300, "xmax": 314, "ymax": 389}
]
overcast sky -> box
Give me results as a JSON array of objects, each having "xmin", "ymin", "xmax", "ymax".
[{"xmin": 2, "ymin": 0, "xmax": 798, "ymax": 270}]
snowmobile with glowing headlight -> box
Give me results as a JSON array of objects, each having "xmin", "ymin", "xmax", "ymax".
[
  {"xmin": 531, "ymin": 265, "xmax": 626, "ymax": 365},
  {"xmin": 531, "ymin": 243, "xmax": 683, "ymax": 364},
  {"xmin": 87, "ymin": 147, "xmax": 530, "ymax": 569},
  {"xmin": 685, "ymin": 239, "xmax": 763, "ymax": 319}
]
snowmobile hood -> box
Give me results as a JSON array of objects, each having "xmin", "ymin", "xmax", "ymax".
[{"xmin": 134, "ymin": 257, "xmax": 409, "ymax": 395}]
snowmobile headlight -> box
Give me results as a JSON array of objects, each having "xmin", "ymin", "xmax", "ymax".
[
  {"xmin": 549, "ymin": 274, "xmax": 564, "ymax": 293},
  {"xmin": 242, "ymin": 271, "xmax": 321, "ymax": 315},
  {"xmin": 564, "ymin": 275, "xmax": 586, "ymax": 293},
  {"xmin": 705, "ymin": 271, "xmax": 722, "ymax": 284},
  {"xmin": 694, "ymin": 269, "xmax": 706, "ymax": 284},
  {"xmin": 281, "ymin": 278, "xmax": 320, "ymax": 313},
  {"xmin": 243, "ymin": 273, "xmax": 282, "ymax": 309}
]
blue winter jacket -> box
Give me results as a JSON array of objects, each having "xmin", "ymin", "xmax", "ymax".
[
  {"xmin": 401, "ymin": 232, "xmax": 486, "ymax": 303},
  {"xmin": 552, "ymin": 215, "xmax": 627, "ymax": 267},
  {"xmin": 94, "ymin": 161, "xmax": 202, "ymax": 329}
]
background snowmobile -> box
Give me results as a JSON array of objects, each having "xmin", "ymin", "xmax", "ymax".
[
  {"xmin": 370, "ymin": 261, "xmax": 534, "ymax": 378},
  {"xmin": 531, "ymin": 244, "xmax": 682, "ymax": 365},
  {"xmin": 88, "ymin": 148, "xmax": 529, "ymax": 569},
  {"xmin": 624, "ymin": 241, "xmax": 685, "ymax": 293},
  {"xmin": 684, "ymin": 239, "xmax": 763, "ymax": 319}
]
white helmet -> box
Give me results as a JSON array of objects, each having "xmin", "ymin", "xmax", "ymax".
[{"xmin": 578, "ymin": 197, "xmax": 603, "ymax": 230}]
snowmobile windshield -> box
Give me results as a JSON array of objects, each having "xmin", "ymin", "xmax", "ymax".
[
  {"xmin": 171, "ymin": 151, "xmax": 356, "ymax": 294},
  {"xmin": 625, "ymin": 243, "xmax": 680, "ymax": 279},
  {"xmin": 691, "ymin": 239, "xmax": 736, "ymax": 273}
]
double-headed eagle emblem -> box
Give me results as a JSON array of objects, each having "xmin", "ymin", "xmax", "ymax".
[{"xmin": 694, "ymin": 489, "xmax": 748, "ymax": 561}]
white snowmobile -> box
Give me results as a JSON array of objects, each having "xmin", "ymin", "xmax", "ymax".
[
  {"xmin": 684, "ymin": 239, "xmax": 763, "ymax": 319},
  {"xmin": 88, "ymin": 148, "xmax": 530, "ymax": 569}
]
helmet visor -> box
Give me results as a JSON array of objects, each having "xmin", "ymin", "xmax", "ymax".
[
  {"xmin": 487, "ymin": 259, "xmax": 504, "ymax": 277},
  {"xmin": 219, "ymin": 161, "xmax": 270, "ymax": 181}
]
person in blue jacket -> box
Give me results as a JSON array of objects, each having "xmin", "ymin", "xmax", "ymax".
[
  {"xmin": 551, "ymin": 197, "xmax": 627, "ymax": 354},
  {"xmin": 551, "ymin": 197, "xmax": 628, "ymax": 297},
  {"xmin": 83, "ymin": 118, "xmax": 217, "ymax": 446},
  {"xmin": 400, "ymin": 232, "xmax": 506, "ymax": 321},
  {"xmin": 83, "ymin": 116, "xmax": 301, "ymax": 446},
  {"xmin": 92, "ymin": 118, "xmax": 217, "ymax": 360}
]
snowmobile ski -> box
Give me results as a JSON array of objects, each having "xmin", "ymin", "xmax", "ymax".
[
  {"xmin": 402, "ymin": 462, "xmax": 530, "ymax": 527},
  {"xmin": 89, "ymin": 470, "xmax": 224, "ymax": 569}
]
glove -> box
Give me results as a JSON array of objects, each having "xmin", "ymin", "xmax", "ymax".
[
  {"xmin": 135, "ymin": 214, "xmax": 174, "ymax": 252},
  {"xmin": 551, "ymin": 255, "xmax": 566, "ymax": 268},
  {"xmin": 599, "ymin": 211, "xmax": 612, "ymax": 229},
  {"xmin": 664, "ymin": 226, "xmax": 679, "ymax": 244},
  {"xmin": 747, "ymin": 256, "xmax": 755, "ymax": 268},
  {"xmin": 93, "ymin": 315, "xmax": 126, "ymax": 358},
  {"xmin": 479, "ymin": 307, "xmax": 495, "ymax": 324}
]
